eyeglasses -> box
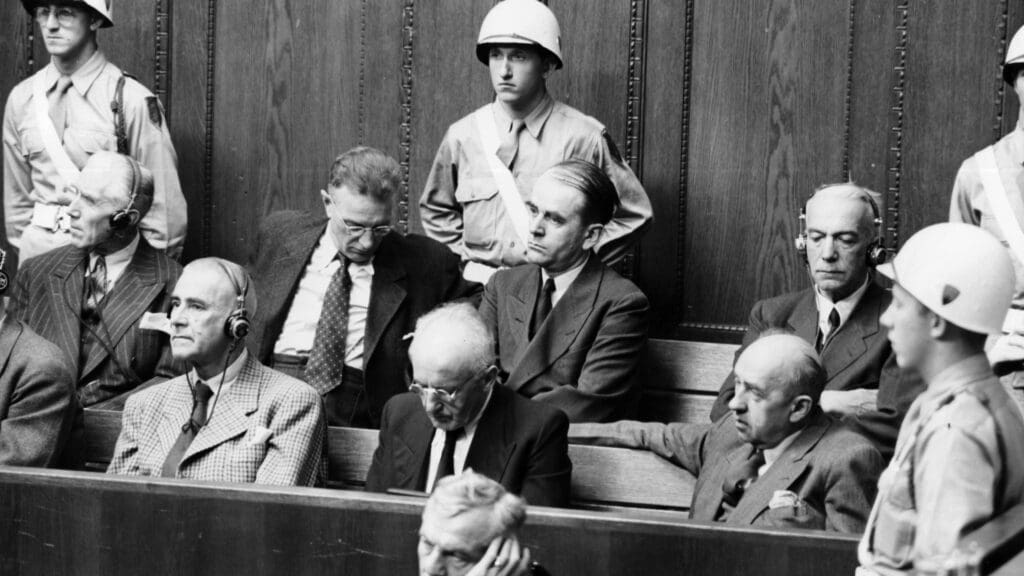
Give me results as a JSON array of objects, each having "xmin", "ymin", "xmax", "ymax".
[
  {"xmin": 35, "ymin": 6, "xmax": 81, "ymax": 27},
  {"xmin": 341, "ymin": 219, "xmax": 391, "ymax": 239},
  {"xmin": 408, "ymin": 366, "xmax": 492, "ymax": 405}
]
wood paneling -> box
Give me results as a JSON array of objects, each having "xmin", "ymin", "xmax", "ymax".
[{"xmin": 3, "ymin": 0, "xmax": 1023, "ymax": 341}]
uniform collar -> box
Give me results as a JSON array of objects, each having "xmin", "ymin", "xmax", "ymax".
[
  {"xmin": 492, "ymin": 92, "xmax": 555, "ymax": 140},
  {"xmin": 921, "ymin": 353, "xmax": 993, "ymax": 403},
  {"xmin": 46, "ymin": 50, "xmax": 109, "ymax": 96}
]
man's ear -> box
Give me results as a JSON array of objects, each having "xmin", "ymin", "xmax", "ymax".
[
  {"xmin": 788, "ymin": 394, "xmax": 814, "ymax": 424},
  {"xmin": 320, "ymin": 188, "xmax": 332, "ymax": 209},
  {"xmin": 928, "ymin": 310, "xmax": 947, "ymax": 340},
  {"xmin": 581, "ymin": 223, "xmax": 604, "ymax": 251},
  {"xmin": 89, "ymin": 17, "xmax": 103, "ymax": 32}
]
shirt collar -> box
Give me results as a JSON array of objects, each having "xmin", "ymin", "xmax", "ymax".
[
  {"xmin": 47, "ymin": 50, "xmax": 108, "ymax": 95},
  {"xmin": 92, "ymin": 233, "xmax": 139, "ymax": 272},
  {"xmin": 814, "ymin": 276, "xmax": 870, "ymax": 330},
  {"xmin": 541, "ymin": 255, "xmax": 589, "ymax": 295},
  {"xmin": 492, "ymin": 92, "xmax": 555, "ymax": 140},
  {"xmin": 311, "ymin": 228, "xmax": 375, "ymax": 275},
  {"xmin": 762, "ymin": 428, "xmax": 801, "ymax": 468},
  {"xmin": 190, "ymin": 348, "xmax": 248, "ymax": 396}
]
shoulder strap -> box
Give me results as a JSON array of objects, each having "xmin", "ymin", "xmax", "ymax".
[
  {"xmin": 111, "ymin": 75, "xmax": 129, "ymax": 155},
  {"xmin": 31, "ymin": 71, "xmax": 81, "ymax": 186},
  {"xmin": 977, "ymin": 147, "xmax": 1024, "ymax": 262},
  {"xmin": 473, "ymin": 105, "xmax": 531, "ymax": 247}
]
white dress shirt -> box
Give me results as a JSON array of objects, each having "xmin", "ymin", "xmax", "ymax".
[
  {"xmin": 540, "ymin": 255, "xmax": 588, "ymax": 308},
  {"xmin": 425, "ymin": 387, "xmax": 494, "ymax": 491},
  {"xmin": 89, "ymin": 233, "xmax": 139, "ymax": 291},
  {"xmin": 273, "ymin": 229, "xmax": 373, "ymax": 368},
  {"xmin": 814, "ymin": 278, "xmax": 870, "ymax": 340},
  {"xmin": 758, "ymin": 428, "xmax": 801, "ymax": 477},
  {"xmin": 190, "ymin": 348, "xmax": 247, "ymax": 421}
]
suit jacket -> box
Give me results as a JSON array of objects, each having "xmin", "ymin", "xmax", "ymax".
[
  {"xmin": 365, "ymin": 385, "xmax": 572, "ymax": 507},
  {"xmin": 572, "ymin": 409, "xmax": 884, "ymax": 533},
  {"xmin": 710, "ymin": 282, "xmax": 924, "ymax": 460},
  {"xmin": 0, "ymin": 319, "xmax": 78, "ymax": 467},
  {"xmin": 479, "ymin": 257, "xmax": 649, "ymax": 422},
  {"xmin": 107, "ymin": 353, "xmax": 326, "ymax": 486},
  {"xmin": 8, "ymin": 238, "xmax": 182, "ymax": 406},
  {"xmin": 248, "ymin": 211, "xmax": 481, "ymax": 427}
]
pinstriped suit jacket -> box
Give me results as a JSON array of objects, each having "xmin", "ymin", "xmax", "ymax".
[
  {"xmin": 107, "ymin": 353, "xmax": 326, "ymax": 486},
  {"xmin": 9, "ymin": 238, "xmax": 182, "ymax": 406}
]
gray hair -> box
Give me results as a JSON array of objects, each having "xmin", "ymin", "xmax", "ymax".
[{"xmin": 425, "ymin": 471, "xmax": 527, "ymax": 540}]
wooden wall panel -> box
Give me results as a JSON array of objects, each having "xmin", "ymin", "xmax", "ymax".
[{"xmin": 0, "ymin": 8, "xmax": 32, "ymax": 260}]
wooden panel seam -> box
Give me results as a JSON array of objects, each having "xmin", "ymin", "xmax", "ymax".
[
  {"xmin": 398, "ymin": 0, "xmax": 417, "ymax": 234},
  {"xmin": 841, "ymin": 0, "xmax": 856, "ymax": 180},
  {"xmin": 22, "ymin": 11, "xmax": 34, "ymax": 80},
  {"xmin": 155, "ymin": 0, "xmax": 170, "ymax": 113},
  {"xmin": 674, "ymin": 0, "xmax": 695, "ymax": 328},
  {"xmin": 357, "ymin": 0, "xmax": 368, "ymax": 145},
  {"xmin": 202, "ymin": 0, "xmax": 217, "ymax": 255},
  {"xmin": 621, "ymin": 0, "xmax": 648, "ymax": 280},
  {"xmin": 885, "ymin": 0, "xmax": 909, "ymax": 249},
  {"xmin": 994, "ymin": 0, "xmax": 1010, "ymax": 143}
]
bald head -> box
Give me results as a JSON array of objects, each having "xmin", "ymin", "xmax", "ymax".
[
  {"xmin": 737, "ymin": 333, "xmax": 825, "ymax": 403},
  {"xmin": 409, "ymin": 303, "xmax": 495, "ymax": 377},
  {"xmin": 805, "ymin": 183, "xmax": 880, "ymax": 242}
]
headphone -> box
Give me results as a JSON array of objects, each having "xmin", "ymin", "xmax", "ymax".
[
  {"xmin": 794, "ymin": 185, "xmax": 888, "ymax": 268},
  {"xmin": 109, "ymin": 156, "xmax": 142, "ymax": 230},
  {"xmin": 215, "ymin": 261, "xmax": 251, "ymax": 340},
  {"xmin": 0, "ymin": 247, "xmax": 8, "ymax": 294}
]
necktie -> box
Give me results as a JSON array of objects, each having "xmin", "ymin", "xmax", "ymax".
[
  {"xmin": 305, "ymin": 257, "xmax": 352, "ymax": 394},
  {"xmin": 720, "ymin": 446, "xmax": 766, "ymax": 509},
  {"xmin": 434, "ymin": 428, "xmax": 463, "ymax": 486},
  {"xmin": 49, "ymin": 75, "xmax": 73, "ymax": 142},
  {"xmin": 817, "ymin": 307, "xmax": 841, "ymax": 352},
  {"xmin": 496, "ymin": 119, "xmax": 525, "ymax": 167},
  {"xmin": 161, "ymin": 381, "xmax": 214, "ymax": 477},
  {"xmin": 529, "ymin": 277, "xmax": 556, "ymax": 339},
  {"xmin": 82, "ymin": 255, "xmax": 107, "ymax": 320}
]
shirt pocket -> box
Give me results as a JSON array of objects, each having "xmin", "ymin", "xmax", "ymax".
[
  {"xmin": 66, "ymin": 127, "xmax": 116, "ymax": 154},
  {"xmin": 454, "ymin": 180, "xmax": 501, "ymax": 250},
  {"xmin": 18, "ymin": 128, "xmax": 45, "ymax": 160},
  {"xmin": 872, "ymin": 465, "xmax": 916, "ymax": 568}
]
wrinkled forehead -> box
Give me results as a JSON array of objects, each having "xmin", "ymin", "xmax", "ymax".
[
  {"xmin": 421, "ymin": 505, "xmax": 498, "ymax": 554},
  {"xmin": 174, "ymin": 262, "xmax": 237, "ymax": 307},
  {"xmin": 805, "ymin": 194, "xmax": 874, "ymax": 233},
  {"xmin": 77, "ymin": 158, "xmax": 128, "ymax": 204}
]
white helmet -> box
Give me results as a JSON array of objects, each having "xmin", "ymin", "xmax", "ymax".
[
  {"xmin": 22, "ymin": 0, "xmax": 113, "ymax": 28},
  {"xmin": 1004, "ymin": 25, "xmax": 1024, "ymax": 84},
  {"xmin": 877, "ymin": 223, "xmax": 1014, "ymax": 335},
  {"xmin": 476, "ymin": 0, "xmax": 563, "ymax": 69}
]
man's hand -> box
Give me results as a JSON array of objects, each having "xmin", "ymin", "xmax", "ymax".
[
  {"xmin": 819, "ymin": 388, "xmax": 878, "ymax": 416},
  {"xmin": 466, "ymin": 536, "xmax": 532, "ymax": 576}
]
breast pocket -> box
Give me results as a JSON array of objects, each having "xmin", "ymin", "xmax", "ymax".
[
  {"xmin": 454, "ymin": 181, "xmax": 500, "ymax": 250},
  {"xmin": 66, "ymin": 127, "xmax": 116, "ymax": 154},
  {"xmin": 18, "ymin": 128, "xmax": 45, "ymax": 160},
  {"xmin": 872, "ymin": 465, "xmax": 917, "ymax": 567}
]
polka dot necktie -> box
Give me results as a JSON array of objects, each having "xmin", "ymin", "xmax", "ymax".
[{"xmin": 305, "ymin": 256, "xmax": 352, "ymax": 395}]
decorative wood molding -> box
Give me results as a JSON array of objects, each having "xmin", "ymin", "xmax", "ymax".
[
  {"xmin": 675, "ymin": 321, "xmax": 747, "ymax": 345},
  {"xmin": 884, "ymin": 0, "xmax": 909, "ymax": 249},
  {"xmin": 841, "ymin": 0, "xmax": 856, "ymax": 180},
  {"xmin": 357, "ymin": 0, "xmax": 368, "ymax": 145},
  {"xmin": 398, "ymin": 0, "xmax": 416, "ymax": 234},
  {"xmin": 616, "ymin": 0, "xmax": 648, "ymax": 280},
  {"xmin": 674, "ymin": 0, "xmax": 695, "ymax": 326},
  {"xmin": 202, "ymin": 0, "xmax": 217, "ymax": 255},
  {"xmin": 154, "ymin": 0, "xmax": 171, "ymax": 113},
  {"xmin": 994, "ymin": 0, "xmax": 1010, "ymax": 142},
  {"xmin": 23, "ymin": 12, "xmax": 35, "ymax": 79}
]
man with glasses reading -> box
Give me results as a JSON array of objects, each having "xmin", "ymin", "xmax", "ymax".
[
  {"xmin": 248, "ymin": 147, "xmax": 480, "ymax": 428},
  {"xmin": 366, "ymin": 302, "xmax": 571, "ymax": 507}
]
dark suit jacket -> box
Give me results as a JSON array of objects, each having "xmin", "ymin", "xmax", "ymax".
[
  {"xmin": 248, "ymin": 211, "xmax": 480, "ymax": 427},
  {"xmin": 709, "ymin": 282, "xmax": 924, "ymax": 460},
  {"xmin": 0, "ymin": 319, "xmax": 78, "ymax": 467},
  {"xmin": 479, "ymin": 257, "xmax": 648, "ymax": 423},
  {"xmin": 571, "ymin": 410, "xmax": 883, "ymax": 533},
  {"xmin": 365, "ymin": 385, "xmax": 572, "ymax": 507},
  {"xmin": 8, "ymin": 238, "xmax": 181, "ymax": 406}
]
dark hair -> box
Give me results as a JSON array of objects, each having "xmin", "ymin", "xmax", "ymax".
[
  {"xmin": 540, "ymin": 159, "xmax": 619, "ymax": 225},
  {"xmin": 327, "ymin": 146, "xmax": 400, "ymax": 203}
]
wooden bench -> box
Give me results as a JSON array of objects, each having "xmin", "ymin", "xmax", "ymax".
[
  {"xmin": 83, "ymin": 407, "xmax": 696, "ymax": 511},
  {"xmin": 638, "ymin": 338, "xmax": 738, "ymax": 423},
  {"xmin": 0, "ymin": 467, "xmax": 860, "ymax": 576}
]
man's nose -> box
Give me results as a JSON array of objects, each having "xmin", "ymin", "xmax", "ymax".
[
  {"xmin": 728, "ymin": 393, "xmax": 745, "ymax": 413},
  {"xmin": 820, "ymin": 237, "xmax": 838, "ymax": 260}
]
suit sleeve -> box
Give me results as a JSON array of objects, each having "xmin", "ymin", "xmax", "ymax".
[
  {"xmin": 530, "ymin": 290, "xmax": 649, "ymax": 422},
  {"xmin": 364, "ymin": 399, "xmax": 395, "ymax": 493},
  {"xmin": 0, "ymin": 351, "xmax": 76, "ymax": 467},
  {"xmin": 128, "ymin": 91, "xmax": 186, "ymax": 256},
  {"xmin": 107, "ymin": 393, "xmax": 145, "ymax": 475},
  {"xmin": 256, "ymin": 384, "xmax": 327, "ymax": 486},
  {"xmin": 822, "ymin": 441, "xmax": 884, "ymax": 534},
  {"xmin": 590, "ymin": 131, "xmax": 653, "ymax": 266},
  {"xmin": 6, "ymin": 258, "xmax": 33, "ymax": 322},
  {"xmin": 479, "ymin": 276, "xmax": 499, "ymax": 347},
  {"xmin": 839, "ymin": 352, "xmax": 924, "ymax": 461},
  {"xmin": 710, "ymin": 300, "xmax": 768, "ymax": 421},
  {"xmin": 420, "ymin": 133, "xmax": 467, "ymax": 259},
  {"xmin": 441, "ymin": 243, "xmax": 482, "ymax": 306},
  {"xmin": 569, "ymin": 420, "xmax": 711, "ymax": 478},
  {"xmin": 3, "ymin": 93, "xmax": 33, "ymax": 251},
  {"xmin": 520, "ymin": 409, "xmax": 572, "ymax": 508}
]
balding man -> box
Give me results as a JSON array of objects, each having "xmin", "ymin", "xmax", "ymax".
[
  {"xmin": 711, "ymin": 183, "xmax": 924, "ymax": 459},
  {"xmin": 366, "ymin": 302, "xmax": 571, "ymax": 507},
  {"xmin": 419, "ymin": 471, "xmax": 543, "ymax": 576},
  {"xmin": 10, "ymin": 151, "xmax": 181, "ymax": 406},
  {"xmin": 108, "ymin": 258, "xmax": 326, "ymax": 486},
  {"xmin": 574, "ymin": 333, "xmax": 883, "ymax": 533}
]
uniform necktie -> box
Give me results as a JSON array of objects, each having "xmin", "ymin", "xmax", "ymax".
[
  {"xmin": 161, "ymin": 381, "xmax": 213, "ymax": 477},
  {"xmin": 496, "ymin": 119, "xmax": 525, "ymax": 167},
  {"xmin": 82, "ymin": 255, "xmax": 107, "ymax": 320},
  {"xmin": 49, "ymin": 75, "xmax": 73, "ymax": 142},
  {"xmin": 530, "ymin": 277, "xmax": 556, "ymax": 339},
  {"xmin": 434, "ymin": 428, "xmax": 464, "ymax": 486},
  {"xmin": 305, "ymin": 256, "xmax": 352, "ymax": 394},
  {"xmin": 817, "ymin": 307, "xmax": 841, "ymax": 353},
  {"xmin": 720, "ymin": 446, "xmax": 766, "ymax": 508}
]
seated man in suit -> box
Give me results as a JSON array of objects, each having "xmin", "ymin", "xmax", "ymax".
[
  {"xmin": 366, "ymin": 302, "xmax": 571, "ymax": 507},
  {"xmin": 107, "ymin": 258, "xmax": 326, "ymax": 486},
  {"xmin": 249, "ymin": 146, "xmax": 479, "ymax": 428},
  {"xmin": 573, "ymin": 333, "xmax": 884, "ymax": 533},
  {"xmin": 710, "ymin": 183, "xmax": 924, "ymax": 459},
  {"xmin": 419, "ymin": 471, "xmax": 542, "ymax": 576},
  {"xmin": 0, "ymin": 246, "xmax": 79, "ymax": 467},
  {"xmin": 9, "ymin": 151, "xmax": 181, "ymax": 407},
  {"xmin": 479, "ymin": 159, "xmax": 649, "ymax": 422}
]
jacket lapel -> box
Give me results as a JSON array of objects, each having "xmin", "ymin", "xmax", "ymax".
[
  {"xmin": 364, "ymin": 234, "xmax": 407, "ymax": 369},
  {"xmin": 819, "ymin": 282, "xmax": 883, "ymax": 379},
  {"xmin": 787, "ymin": 289, "xmax": 818, "ymax": 344},
  {"xmin": 0, "ymin": 321, "xmax": 23, "ymax": 379},
  {"xmin": 729, "ymin": 411, "xmax": 830, "ymax": 525},
  {"xmin": 508, "ymin": 258, "xmax": 600, "ymax": 390},
  {"xmin": 465, "ymin": 387, "xmax": 515, "ymax": 481},
  {"xmin": 48, "ymin": 248, "xmax": 88, "ymax": 374},
  {"xmin": 691, "ymin": 442, "xmax": 744, "ymax": 520},
  {"xmin": 394, "ymin": 404, "xmax": 435, "ymax": 489},
  {"xmin": 80, "ymin": 241, "xmax": 164, "ymax": 377},
  {"xmin": 182, "ymin": 355, "xmax": 262, "ymax": 461},
  {"xmin": 155, "ymin": 378, "xmax": 198, "ymax": 461}
]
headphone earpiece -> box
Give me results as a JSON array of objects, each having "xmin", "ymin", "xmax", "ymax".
[
  {"xmin": 109, "ymin": 157, "xmax": 141, "ymax": 230},
  {"xmin": 216, "ymin": 261, "xmax": 251, "ymax": 340},
  {"xmin": 794, "ymin": 208, "xmax": 809, "ymax": 265}
]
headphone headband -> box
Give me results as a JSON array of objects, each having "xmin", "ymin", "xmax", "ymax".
[
  {"xmin": 794, "ymin": 184, "xmax": 887, "ymax": 267},
  {"xmin": 109, "ymin": 156, "xmax": 142, "ymax": 230},
  {"xmin": 214, "ymin": 260, "xmax": 251, "ymax": 340}
]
